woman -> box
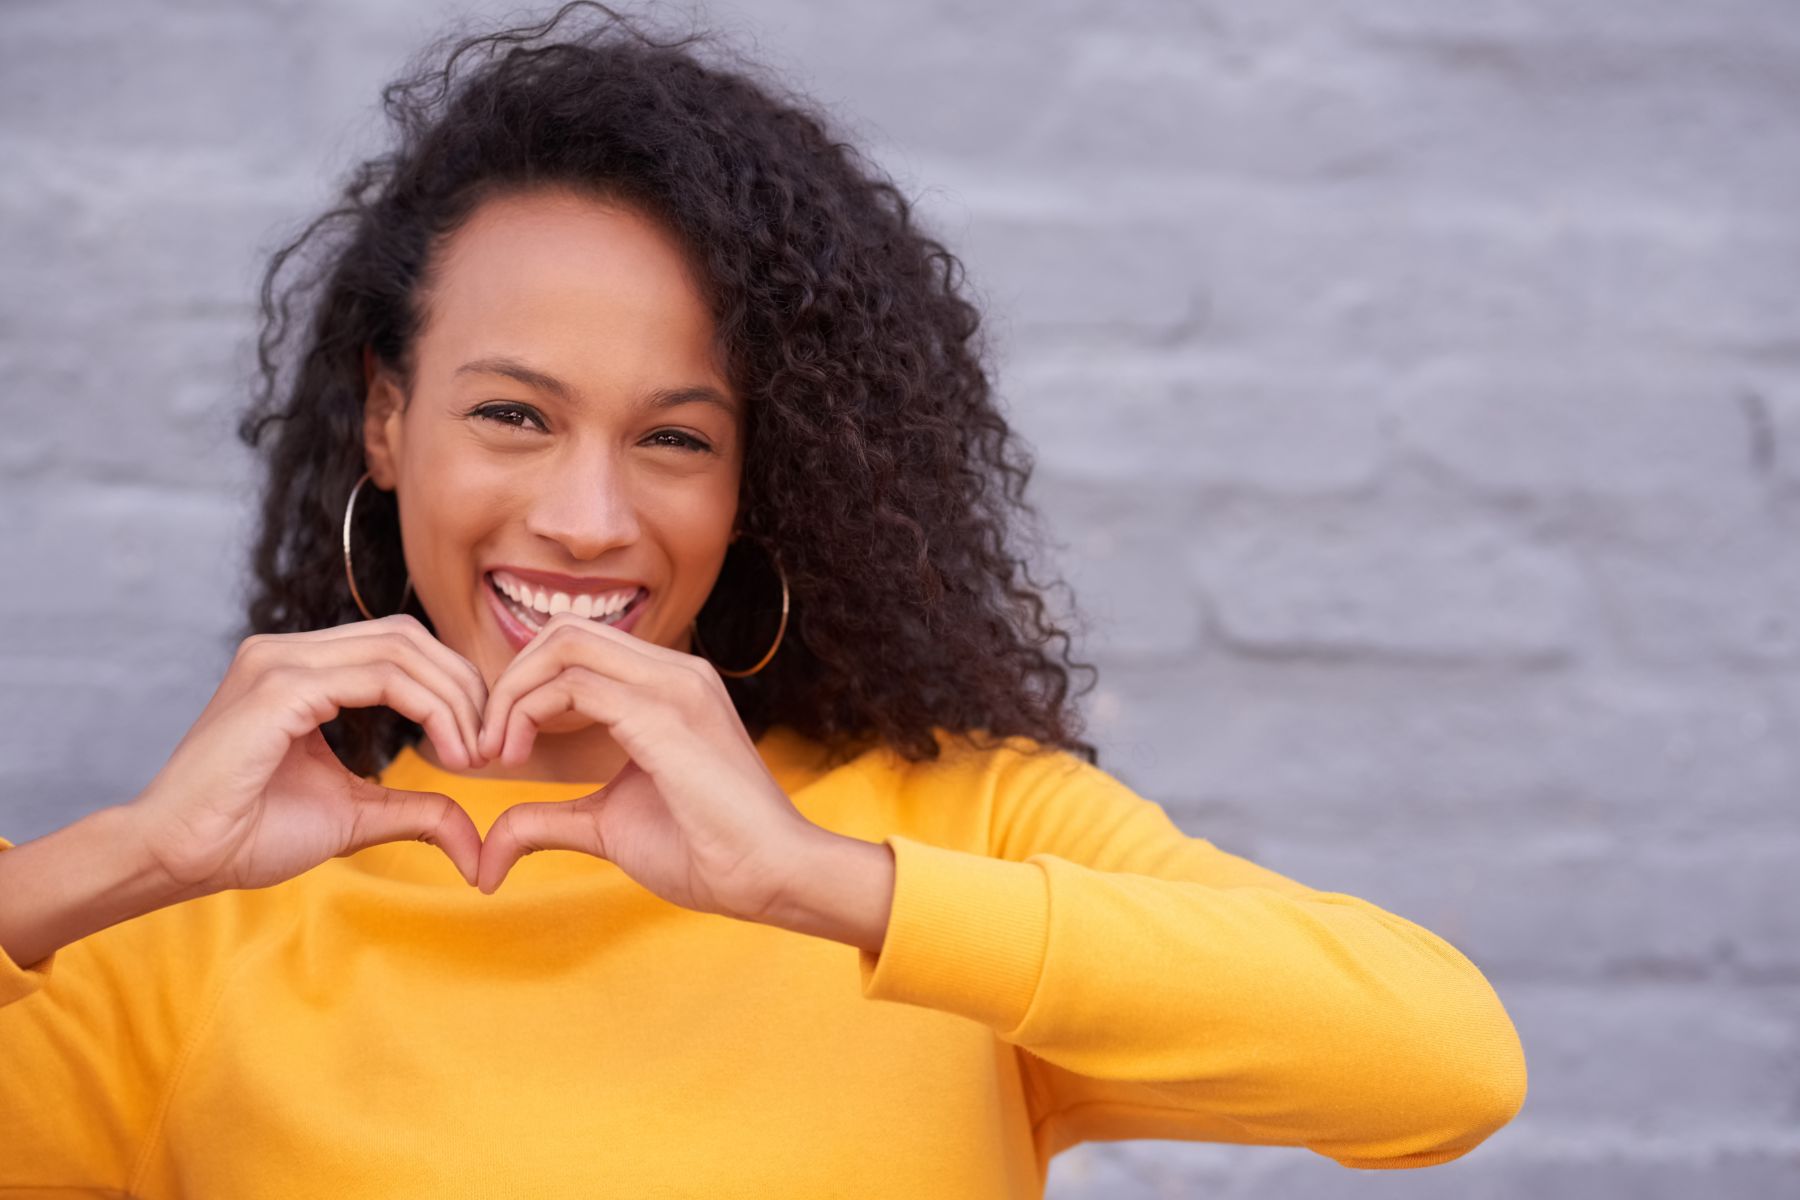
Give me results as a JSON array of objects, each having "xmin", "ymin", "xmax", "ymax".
[{"xmin": 0, "ymin": 3, "xmax": 1527, "ymax": 1194}]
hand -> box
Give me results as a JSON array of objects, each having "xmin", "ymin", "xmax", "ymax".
[
  {"xmin": 128, "ymin": 615, "xmax": 491, "ymax": 895},
  {"xmin": 473, "ymin": 612, "xmax": 820, "ymax": 918}
]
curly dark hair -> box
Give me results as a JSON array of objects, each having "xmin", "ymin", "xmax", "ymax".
[{"xmin": 233, "ymin": 0, "xmax": 1100, "ymax": 778}]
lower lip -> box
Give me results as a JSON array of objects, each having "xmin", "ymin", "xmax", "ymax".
[{"xmin": 483, "ymin": 574, "xmax": 650, "ymax": 652}]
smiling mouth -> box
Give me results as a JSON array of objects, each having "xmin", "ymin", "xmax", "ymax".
[{"xmin": 486, "ymin": 572, "xmax": 648, "ymax": 634}]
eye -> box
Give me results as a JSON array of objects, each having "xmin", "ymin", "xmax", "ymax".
[
  {"xmin": 467, "ymin": 404, "xmax": 712, "ymax": 452},
  {"xmin": 470, "ymin": 402, "xmax": 545, "ymax": 433},
  {"xmin": 645, "ymin": 429, "xmax": 714, "ymax": 454}
]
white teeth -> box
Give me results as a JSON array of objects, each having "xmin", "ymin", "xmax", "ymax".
[
  {"xmin": 490, "ymin": 572, "xmax": 639, "ymax": 630},
  {"xmin": 492, "ymin": 573, "xmax": 632, "ymax": 608},
  {"xmin": 514, "ymin": 602, "xmax": 544, "ymax": 631}
]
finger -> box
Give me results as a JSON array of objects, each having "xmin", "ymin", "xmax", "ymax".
[
  {"xmin": 344, "ymin": 781, "xmax": 483, "ymax": 887},
  {"xmin": 372, "ymin": 615, "xmax": 490, "ymax": 736},
  {"xmin": 277, "ymin": 615, "xmax": 490, "ymax": 761},
  {"xmin": 496, "ymin": 668, "xmax": 635, "ymax": 767},
  {"xmin": 361, "ymin": 630, "xmax": 489, "ymax": 767},
  {"xmin": 275, "ymin": 612, "xmax": 485, "ymax": 696},
  {"xmin": 476, "ymin": 797, "xmax": 604, "ymax": 895},
  {"xmin": 275, "ymin": 658, "xmax": 473, "ymax": 770},
  {"xmin": 349, "ymin": 622, "xmax": 488, "ymax": 765},
  {"xmin": 241, "ymin": 628, "xmax": 481, "ymax": 765},
  {"xmin": 480, "ymin": 617, "xmax": 658, "ymax": 760}
]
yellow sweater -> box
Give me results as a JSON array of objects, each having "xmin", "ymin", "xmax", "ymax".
[{"xmin": 0, "ymin": 725, "xmax": 1526, "ymax": 1196}]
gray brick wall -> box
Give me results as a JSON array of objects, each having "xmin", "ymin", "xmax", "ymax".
[{"xmin": 4, "ymin": 1, "xmax": 1796, "ymax": 1194}]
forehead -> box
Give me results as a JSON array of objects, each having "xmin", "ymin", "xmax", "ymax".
[{"xmin": 417, "ymin": 187, "xmax": 723, "ymax": 381}]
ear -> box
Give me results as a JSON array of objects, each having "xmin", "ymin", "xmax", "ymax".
[{"xmin": 361, "ymin": 344, "xmax": 406, "ymax": 490}]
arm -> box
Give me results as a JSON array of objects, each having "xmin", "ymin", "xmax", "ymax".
[
  {"xmin": 0, "ymin": 832, "xmax": 230, "ymax": 1188},
  {"xmin": 765, "ymin": 742, "xmax": 1527, "ymax": 1171},
  {"xmin": 754, "ymin": 833, "xmax": 895, "ymax": 954},
  {"xmin": 0, "ymin": 808, "xmax": 199, "ymax": 994}
]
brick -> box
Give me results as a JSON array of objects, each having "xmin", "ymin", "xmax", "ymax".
[
  {"xmin": 1183, "ymin": 206, "xmax": 1800, "ymax": 363},
  {"xmin": 1086, "ymin": 659, "xmax": 1794, "ymax": 839},
  {"xmin": 0, "ymin": 6, "xmax": 310, "ymax": 159},
  {"xmin": 1580, "ymin": 490, "xmax": 1800, "ymax": 667},
  {"xmin": 1020, "ymin": 6, "xmax": 1800, "ymax": 214},
  {"xmin": 734, "ymin": 1, "xmax": 1075, "ymax": 161},
  {"xmin": 1256, "ymin": 833, "xmax": 1800, "ymax": 981},
  {"xmin": 1183, "ymin": 484, "xmax": 1586, "ymax": 661},
  {"xmin": 1250, "ymin": 1134, "xmax": 1800, "ymax": 1198},
  {"xmin": 0, "ymin": 150, "xmax": 312, "ymax": 329},
  {"xmin": 1027, "ymin": 479, "xmax": 1207, "ymax": 663},
  {"xmin": 1389, "ymin": 360, "xmax": 1755, "ymax": 499},
  {"xmin": 955, "ymin": 212, "xmax": 1206, "ymax": 345},
  {"xmin": 0, "ymin": 313, "xmax": 260, "ymax": 490},
  {"xmin": 0, "ymin": 480, "xmax": 247, "ymax": 645},
  {"xmin": 1014, "ymin": 360, "xmax": 1386, "ymax": 493},
  {"xmin": 1497, "ymin": 983, "xmax": 1799, "ymax": 1131}
]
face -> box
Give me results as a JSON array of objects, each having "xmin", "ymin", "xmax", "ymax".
[{"xmin": 361, "ymin": 186, "xmax": 744, "ymax": 721}]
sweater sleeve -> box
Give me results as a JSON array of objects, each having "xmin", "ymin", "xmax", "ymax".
[
  {"xmin": 853, "ymin": 747, "xmax": 1529, "ymax": 1170},
  {"xmin": 0, "ymin": 834, "xmax": 230, "ymax": 1190}
]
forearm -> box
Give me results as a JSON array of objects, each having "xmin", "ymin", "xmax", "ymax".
[
  {"xmin": 752, "ymin": 830, "xmax": 896, "ymax": 955},
  {"xmin": 0, "ymin": 805, "xmax": 198, "ymax": 970}
]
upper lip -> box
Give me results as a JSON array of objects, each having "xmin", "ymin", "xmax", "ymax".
[{"xmin": 486, "ymin": 565, "xmax": 648, "ymax": 596}]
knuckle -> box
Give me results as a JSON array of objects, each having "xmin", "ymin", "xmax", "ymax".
[
  {"xmin": 250, "ymin": 664, "xmax": 297, "ymax": 697},
  {"xmin": 676, "ymin": 666, "xmax": 715, "ymax": 704},
  {"xmin": 376, "ymin": 631, "xmax": 415, "ymax": 659},
  {"xmin": 234, "ymin": 634, "xmax": 276, "ymax": 668}
]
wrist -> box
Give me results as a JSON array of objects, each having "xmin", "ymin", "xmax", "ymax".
[
  {"xmin": 0, "ymin": 804, "xmax": 205, "ymax": 970},
  {"xmin": 106, "ymin": 801, "xmax": 222, "ymax": 905},
  {"xmin": 752, "ymin": 829, "xmax": 896, "ymax": 954}
]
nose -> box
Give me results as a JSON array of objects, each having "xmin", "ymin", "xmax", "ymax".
[{"xmin": 521, "ymin": 447, "xmax": 642, "ymax": 559}]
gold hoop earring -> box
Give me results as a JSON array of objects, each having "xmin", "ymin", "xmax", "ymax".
[
  {"xmin": 690, "ymin": 534, "xmax": 789, "ymax": 677},
  {"xmin": 343, "ymin": 469, "xmax": 414, "ymax": 621}
]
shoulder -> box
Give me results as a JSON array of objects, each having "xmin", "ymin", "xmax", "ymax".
[
  {"xmin": 830, "ymin": 726, "xmax": 1094, "ymax": 796},
  {"xmin": 831, "ymin": 727, "xmax": 1148, "ymax": 857},
  {"xmin": 925, "ymin": 727, "xmax": 1125, "ymax": 802}
]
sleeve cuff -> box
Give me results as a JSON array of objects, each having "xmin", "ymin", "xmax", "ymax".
[
  {"xmin": 856, "ymin": 833, "xmax": 1050, "ymax": 1036},
  {"xmin": 0, "ymin": 835, "xmax": 57, "ymax": 1004}
]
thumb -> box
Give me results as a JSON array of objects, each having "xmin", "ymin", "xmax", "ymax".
[
  {"xmin": 476, "ymin": 798, "xmax": 602, "ymax": 896},
  {"xmin": 346, "ymin": 783, "xmax": 483, "ymax": 888}
]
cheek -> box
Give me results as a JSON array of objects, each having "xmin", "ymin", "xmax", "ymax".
[
  {"xmin": 660, "ymin": 492, "xmax": 737, "ymax": 568},
  {"xmin": 411, "ymin": 483, "xmax": 467, "ymax": 543},
  {"xmin": 397, "ymin": 447, "xmax": 510, "ymax": 595}
]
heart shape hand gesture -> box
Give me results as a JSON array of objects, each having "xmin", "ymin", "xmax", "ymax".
[
  {"xmin": 469, "ymin": 611, "xmax": 818, "ymax": 915},
  {"xmin": 124, "ymin": 613, "xmax": 828, "ymax": 926}
]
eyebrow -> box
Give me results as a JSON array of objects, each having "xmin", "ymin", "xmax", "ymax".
[{"xmin": 454, "ymin": 355, "xmax": 739, "ymax": 418}]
